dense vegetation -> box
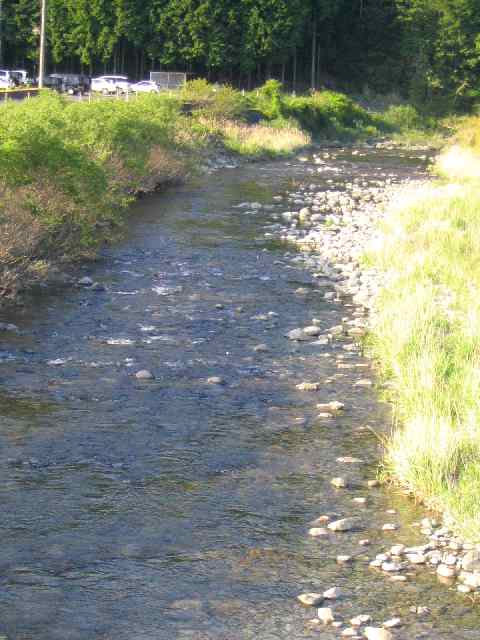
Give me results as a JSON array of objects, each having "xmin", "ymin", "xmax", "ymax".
[
  {"xmin": 368, "ymin": 119, "xmax": 480, "ymax": 539},
  {"xmin": 1, "ymin": 1, "xmax": 480, "ymax": 112}
]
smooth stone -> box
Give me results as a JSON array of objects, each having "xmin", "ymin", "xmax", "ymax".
[
  {"xmin": 317, "ymin": 607, "xmax": 334, "ymax": 624},
  {"xmin": 383, "ymin": 618, "xmax": 401, "ymax": 628},
  {"xmin": 461, "ymin": 550, "xmax": 480, "ymax": 572},
  {"xmin": 296, "ymin": 382, "xmax": 320, "ymax": 391},
  {"xmin": 337, "ymin": 555, "xmax": 352, "ymax": 563},
  {"xmin": 382, "ymin": 523, "xmax": 398, "ymax": 531},
  {"xmin": 323, "ymin": 587, "xmax": 341, "ymax": 599},
  {"xmin": 342, "ymin": 628, "xmax": 359, "ymax": 637},
  {"xmin": 406, "ymin": 553, "xmax": 426, "ymax": 564},
  {"xmin": 287, "ymin": 328, "xmax": 310, "ymax": 341},
  {"xmin": 359, "ymin": 539, "xmax": 371, "ymax": 546},
  {"xmin": 353, "ymin": 497, "xmax": 367, "ymax": 505},
  {"xmin": 318, "ymin": 412, "xmax": 334, "ymax": 419},
  {"xmin": 253, "ymin": 344, "xmax": 269, "ymax": 352},
  {"xmin": 308, "ymin": 527, "xmax": 329, "ymax": 537},
  {"xmin": 337, "ymin": 456, "xmax": 364, "ymax": 464},
  {"xmin": 390, "ymin": 545, "xmax": 406, "ymax": 556},
  {"xmin": 317, "ymin": 400, "xmax": 345, "ymax": 413},
  {"xmin": 458, "ymin": 583, "xmax": 474, "ymax": 593},
  {"xmin": 462, "ymin": 572, "xmax": 480, "ymax": 588},
  {"xmin": 78, "ymin": 276, "xmax": 94, "ymax": 286},
  {"xmin": 311, "ymin": 515, "xmax": 330, "ymax": 524},
  {"xmin": 436, "ymin": 564, "xmax": 457, "ymax": 578},
  {"xmin": 351, "ymin": 614, "xmax": 371, "ymax": 626},
  {"xmin": 135, "ymin": 369, "xmax": 155, "ymax": 380},
  {"xmin": 303, "ymin": 325, "xmax": 322, "ymax": 336},
  {"xmin": 354, "ymin": 378, "xmax": 372, "ymax": 386},
  {"xmin": 390, "ymin": 575, "xmax": 407, "ymax": 582},
  {"xmin": 331, "ymin": 477, "xmax": 348, "ymax": 489},
  {"xmin": 368, "ymin": 479, "xmax": 380, "ymax": 487},
  {"xmin": 364, "ymin": 627, "xmax": 393, "ymax": 640},
  {"xmin": 382, "ymin": 561, "xmax": 402, "ymax": 572},
  {"xmin": 328, "ymin": 518, "xmax": 358, "ymax": 532},
  {"xmin": 297, "ymin": 593, "xmax": 324, "ymax": 606},
  {"xmin": 206, "ymin": 376, "xmax": 225, "ymax": 385}
]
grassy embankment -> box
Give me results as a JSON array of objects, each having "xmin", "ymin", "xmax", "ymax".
[
  {"xmin": 0, "ymin": 79, "xmax": 431, "ymax": 300},
  {"xmin": 367, "ymin": 116, "xmax": 480, "ymax": 540}
]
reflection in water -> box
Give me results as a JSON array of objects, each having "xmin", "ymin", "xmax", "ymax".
[{"xmin": 0, "ymin": 149, "xmax": 477, "ymax": 639}]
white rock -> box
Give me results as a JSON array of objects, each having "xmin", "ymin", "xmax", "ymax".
[
  {"xmin": 303, "ymin": 325, "xmax": 322, "ymax": 336},
  {"xmin": 406, "ymin": 553, "xmax": 426, "ymax": 564},
  {"xmin": 296, "ymin": 382, "xmax": 320, "ymax": 391},
  {"xmin": 383, "ymin": 618, "xmax": 401, "ymax": 628},
  {"xmin": 436, "ymin": 564, "xmax": 456, "ymax": 578},
  {"xmin": 337, "ymin": 456, "xmax": 364, "ymax": 464},
  {"xmin": 337, "ymin": 555, "xmax": 352, "ymax": 563},
  {"xmin": 382, "ymin": 523, "xmax": 398, "ymax": 531},
  {"xmin": 317, "ymin": 607, "xmax": 334, "ymax": 624},
  {"xmin": 308, "ymin": 527, "xmax": 329, "ymax": 537},
  {"xmin": 351, "ymin": 614, "xmax": 371, "ymax": 626},
  {"xmin": 331, "ymin": 477, "xmax": 347, "ymax": 488},
  {"xmin": 323, "ymin": 587, "xmax": 341, "ymax": 599},
  {"xmin": 297, "ymin": 593, "xmax": 324, "ymax": 606},
  {"xmin": 390, "ymin": 545, "xmax": 406, "ymax": 556},
  {"xmin": 364, "ymin": 627, "xmax": 393, "ymax": 640},
  {"xmin": 135, "ymin": 369, "xmax": 155, "ymax": 380},
  {"xmin": 328, "ymin": 518, "xmax": 358, "ymax": 532},
  {"xmin": 462, "ymin": 572, "xmax": 480, "ymax": 588},
  {"xmin": 382, "ymin": 561, "xmax": 402, "ymax": 572}
]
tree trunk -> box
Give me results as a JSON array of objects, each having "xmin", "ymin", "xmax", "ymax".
[
  {"xmin": 316, "ymin": 41, "xmax": 321, "ymax": 88},
  {"xmin": 0, "ymin": 0, "xmax": 3, "ymax": 67},
  {"xmin": 311, "ymin": 9, "xmax": 317, "ymax": 91},
  {"xmin": 293, "ymin": 47, "xmax": 297, "ymax": 93}
]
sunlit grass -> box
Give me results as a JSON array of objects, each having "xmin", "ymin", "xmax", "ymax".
[
  {"xmin": 369, "ymin": 136, "xmax": 480, "ymax": 539},
  {"xmin": 220, "ymin": 120, "xmax": 310, "ymax": 157}
]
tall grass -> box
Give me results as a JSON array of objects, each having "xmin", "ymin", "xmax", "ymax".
[{"xmin": 369, "ymin": 119, "xmax": 480, "ymax": 538}]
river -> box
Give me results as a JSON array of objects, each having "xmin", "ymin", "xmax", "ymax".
[{"xmin": 0, "ymin": 148, "xmax": 478, "ymax": 639}]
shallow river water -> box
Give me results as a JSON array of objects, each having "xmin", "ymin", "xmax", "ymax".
[{"xmin": 0, "ymin": 149, "xmax": 478, "ymax": 640}]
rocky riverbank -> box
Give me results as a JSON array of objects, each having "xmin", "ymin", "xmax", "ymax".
[{"xmin": 259, "ymin": 144, "xmax": 480, "ymax": 636}]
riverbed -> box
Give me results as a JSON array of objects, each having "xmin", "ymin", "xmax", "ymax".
[{"xmin": 0, "ymin": 148, "xmax": 478, "ymax": 640}]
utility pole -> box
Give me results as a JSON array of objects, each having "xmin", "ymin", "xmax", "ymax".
[{"xmin": 38, "ymin": 0, "xmax": 47, "ymax": 87}]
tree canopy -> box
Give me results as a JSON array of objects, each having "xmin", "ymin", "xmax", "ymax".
[{"xmin": 0, "ymin": 0, "xmax": 479, "ymax": 110}]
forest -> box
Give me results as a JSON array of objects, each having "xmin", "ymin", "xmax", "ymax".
[{"xmin": 1, "ymin": 0, "xmax": 480, "ymax": 112}]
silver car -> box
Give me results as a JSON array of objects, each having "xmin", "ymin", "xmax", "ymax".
[{"xmin": 130, "ymin": 80, "xmax": 160, "ymax": 94}]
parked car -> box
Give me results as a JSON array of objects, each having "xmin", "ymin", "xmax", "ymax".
[
  {"xmin": 0, "ymin": 70, "xmax": 15, "ymax": 88},
  {"xmin": 49, "ymin": 73, "xmax": 90, "ymax": 95},
  {"xmin": 91, "ymin": 75, "xmax": 130, "ymax": 95},
  {"xmin": 0, "ymin": 77, "xmax": 10, "ymax": 90},
  {"xmin": 39, "ymin": 75, "xmax": 63, "ymax": 91},
  {"xmin": 130, "ymin": 80, "xmax": 160, "ymax": 94},
  {"xmin": 10, "ymin": 70, "xmax": 33, "ymax": 86}
]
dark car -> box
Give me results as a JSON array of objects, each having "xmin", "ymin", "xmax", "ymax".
[{"xmin": 49, "ymin": 73, "xmax": 91, "ymax": 95}]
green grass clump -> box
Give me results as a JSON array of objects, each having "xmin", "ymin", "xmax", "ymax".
[{"xmin": 369, "ymin": 139, "xmax": 480, "ymax": 538}]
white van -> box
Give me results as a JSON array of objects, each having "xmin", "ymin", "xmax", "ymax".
[
  {"xmin": 91, "ymin": 75, "xmax": 130, "ymax": 95},
  {"xmin": 0, "ymin": 70, "xmax": 15, "ymax": 88}
]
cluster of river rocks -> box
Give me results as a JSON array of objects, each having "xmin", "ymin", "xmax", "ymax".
[{"xmin": 260, "ymin": 146, "xmax": 480, "ymax": 636}]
